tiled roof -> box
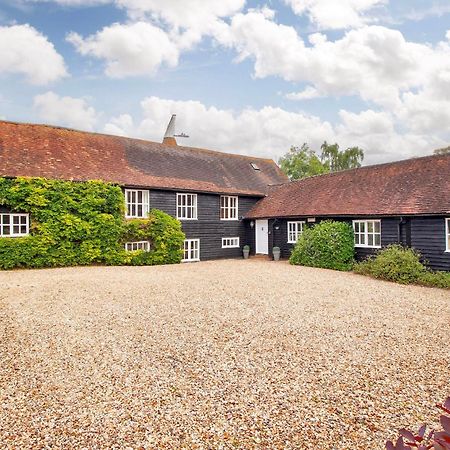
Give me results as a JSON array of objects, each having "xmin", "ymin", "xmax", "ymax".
[
  {"xmin": 246, "ymin": 153, "xmax": 450, "ymax": 218},
  {"xmin": 0, "ymin": 121, "xmax": 287, "ymax": 196}
]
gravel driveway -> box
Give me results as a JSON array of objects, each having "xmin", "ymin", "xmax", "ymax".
[{"xmin": 1, "ymin": 260, "xmax": 449, "ymax": 449}]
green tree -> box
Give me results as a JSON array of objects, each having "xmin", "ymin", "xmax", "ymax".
[
  {"xmin": 434, "ymin": 146, "xmax": 450, "ymax": 155},
  {"xmin": 320, "ymin": 141, "xmax": 364, "ymax": 172},
  {"xmin": 278, "ymin": 143, "xmax": 327, "ymax": 180},
  {"xmin": 279, "ymin": 142, "xmax": 365, "ymax": 180}
]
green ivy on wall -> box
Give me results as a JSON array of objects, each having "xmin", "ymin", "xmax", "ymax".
[{"xmin": 0, "ymin": 177, "xmax": 185, "ymax": 269}]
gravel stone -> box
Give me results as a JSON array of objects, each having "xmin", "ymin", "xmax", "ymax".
[{"xmin": 0, "ymin": 260, "xmax": 449, "ymax": 449}]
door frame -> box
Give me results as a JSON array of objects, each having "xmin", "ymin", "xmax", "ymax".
[{"xmin": 255, "ymin": 219, "xmax": 269, "ymax": 254}]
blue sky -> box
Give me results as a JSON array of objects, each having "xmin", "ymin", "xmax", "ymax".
[{"xmin": 1, "ymin": 0, "xmax": 450, "ymax": 164}]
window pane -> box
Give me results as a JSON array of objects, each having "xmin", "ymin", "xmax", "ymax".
[
  {"xmin": 3, "ymin": 215, "xmax": 10, "ymax": 224},
  {"xmin": 368, "ymin": 234, "xmax": 374, "ymax": 246},
  {"xmin": 375, "ymin": 234, "xmax": 381, "ymax": 246},
  {"xmin": 374, "ymin": 221, "xmax": 381, "ymax": 233},
  {"xmin": 367, "ymin": 222, "xmax": 374, "ymax": 233}
]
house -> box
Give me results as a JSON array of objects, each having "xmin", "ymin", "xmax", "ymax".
[
  {"xmin": 1, "ymin": 119, "xmax": 449, "ymax": 271},
  {"xmin": 245, "ymin": 154, "xmax": 450, "ymax": 271},
  {"xmin": 0, "ymin": 119, "xmax": 287, "ymax": 262}
]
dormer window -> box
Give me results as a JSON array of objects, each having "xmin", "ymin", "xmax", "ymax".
[{"xmin": 250, "ymin": 162, "xmax": 260, "ymax": 171}]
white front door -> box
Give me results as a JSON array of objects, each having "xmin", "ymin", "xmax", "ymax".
[{"xmin": 255, "ymin": 219, "xmax": 269, "ymax": 254}]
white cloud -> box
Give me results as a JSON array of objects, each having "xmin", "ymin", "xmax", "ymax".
[
  {"xmin": 30, "ymin": 0, "xmax": 109, "ymax": 4},
  {"xmin": 33, "ymin": 91, "xmax": 98, "ymax": 130},
  {"xmin": 335, "ymin": 108, "xmax": 445, "ymax": 162},
  {"xmin": 66, "ymin": 1, "xmax": 246, "ymax": 76},
  {"xmin": 104, "ymin": 96, "xmax": 335, "ymax": 159},
  {"xmin": 103, "ymin": 113, "xmax": 134, "ymax": 136},
  {"xmin": 67, "ymin": 22, "xmax": 180, "ymax": 77},
  {"xmin": 219, "ymin": 10, "xmax": 450, "ymax": 111},
  {"xmin": 403, "ymin": 3, "xmax": 450, "ymax": 22},
  {"xmin": 286, "ymin": 86, "xmax": 323, "ymax": 100},
  {"xmin": 0, "ymin": 24, "xmax": 67, "ymax": 84},
  {"xmin": 284, "ymin": 0, "xmax": 387, "ymax": 29},
  {"xmin": 102, "ymin": 96, "xmax": 447, "ymax": 165},
  {"xmin": 117, "ymin": 0, "xmax": 245, "ymax": 50},
  {"xmin": 116, "ymin": 0, "xmax": 244, "ymax": 28}
]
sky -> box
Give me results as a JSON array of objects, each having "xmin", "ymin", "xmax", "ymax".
[{"xmin": 1, "ymin": 0, "xmax": 450, "ymax": 165}]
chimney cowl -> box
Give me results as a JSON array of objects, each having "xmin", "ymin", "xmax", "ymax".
[{"xmin": 162, "ymin": 114, "xmax": 178, "ymax": 146}]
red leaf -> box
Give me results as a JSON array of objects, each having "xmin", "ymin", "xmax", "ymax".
[
  {"xmin": 386, "ymin": 440, "xmax": 396, "ymax": 450},
  {"xmin": 434, "ymin": 431, "xmax": 450, "ymax": 444},
  {"xmin": 400, "ymin": 429, "xmax": 418, "ymax": 443},
  {"xmin": 417, "ymin": 425, "xmax": 427, "ymax": 440},
  {"xmin": 437, "ymin": 398, "xmax": 450, "ymax": 415},
  {"xmin": 441, "ymin": 415, "xmax": 450, "ymax": 433},
  {"xmin": 444, "ymin": 397, "xmax": 450, "ymax": 413}
]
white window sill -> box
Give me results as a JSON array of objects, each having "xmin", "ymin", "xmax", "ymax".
[
  {"xmin": 178, "ymin": 218, "xmax": 198, "ymax": 221},
  {"xmin": 222, "ymin": 246, "xmax": 240, "ymax": 249},
  {"xmin": 182, "ymin": 259, "xmax": 200, "ymax": 263},
  {"xmin": 355, "ymin": 245, "xmax": 381, "ymax": 249},
  {"xmin": 0, "ymin": 234, "xmax": 29, "ymax": 238},
  {"xmin": 287, "ymin": 241, "xmax": 297, "ymax": 244},
  {"xmin": 220, "ymin": 218, "xmax": 239, "ymax": 221}
]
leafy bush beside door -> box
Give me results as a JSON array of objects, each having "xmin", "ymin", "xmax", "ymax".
[
  {"xmin": 0, "ymin": 177, "xmax": 184, "ymax": 269},
  {"xmin": 289, "ymin": 220, "xmax": 355, "ymax": 271}
]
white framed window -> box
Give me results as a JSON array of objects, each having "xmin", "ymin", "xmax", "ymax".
[
  {"xmin": 353, "ymin": 220, "xmax": 381, "ymax": 248},
  {"xmin": 177, "ymin": 193, "xmax": 197, "ymax": 220},
  {"xmin": 0, "ymin": 213, "xmax": 29, "ymax": 237},
  {"xmin": 124, "ymin": 241, "xmax": 150, "ymax": 252},
  {"xmin": 222, "ymin": 237, "xmax": 240, "ymax": 248},
  {"xmin": 183, "ymin": 239, "xmax": 200, "ymax": 262},
  {"xmin": 220, "ymin": 196, "xmax": 238, "ymax": 220},
  {"xmin": 125, "ymin": 189, "xmax": 149, "ymax": 218},
  {"xmin": 446, "ymin": 218, "xmax": 450, "ymax": 252},
  {"xmin": 287, "ymin": 221, "xmax": 305, "ymax": 244}
]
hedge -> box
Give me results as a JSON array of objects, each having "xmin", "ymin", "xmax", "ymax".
[
  {"xmin": 289, "ymin": 220, "xmax": 355, "ymax": 271},
  {"xmin": 354, "ymin": 245, "xmax": 450, "ymax": 289},
  {"xmin": 0, "ymin": 177, "xmax": 185, "ymax": 269}
]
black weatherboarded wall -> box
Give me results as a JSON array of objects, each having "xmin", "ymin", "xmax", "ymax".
[
  {"xmin": 410, "ymin": 217, "xmax": 450, "ymax": 271},
  {"xmin": 270, "ymin": 216, "xmax": 449, "ymax": 271},
  {"xmin": 271, "ymin": 217, "xmax": 399, "ymax": 260},
  {"xmin": 150, "ymin": 189, "xmax": 260, "ymax": 260}
]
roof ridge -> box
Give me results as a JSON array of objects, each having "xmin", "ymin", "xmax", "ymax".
[
  {"xmin": 0, "ymin": 119, "xmax": 278, "ymax": 165},
  {"xmin": 287, "ymin": 151, "xmax": 450, "ymax": 186}
]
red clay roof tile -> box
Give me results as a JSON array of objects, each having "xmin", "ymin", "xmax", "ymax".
[
  {"xmin": 0, "ymin": 121, "xmax": 287, "ymax": 196},
  {"xmin": 246, "ymin": 153, "xmax": 450, "ymax": 218}
]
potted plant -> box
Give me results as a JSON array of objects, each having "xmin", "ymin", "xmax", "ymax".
[
  {"xmin": 273, "ymin": 246, "xmax": 281, "ymax": 261},
  {"xmin": 243, "ymin": 245, "xmax": 250, "ymax": 259}
]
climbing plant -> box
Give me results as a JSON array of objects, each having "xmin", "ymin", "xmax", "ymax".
[{"xmin": 0, "ymin": 177, "xmax": 184, "ymax": 269}]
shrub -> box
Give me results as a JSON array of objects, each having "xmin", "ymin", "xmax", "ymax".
[
  {"xmin": 417, "ymin": 271, "xmax": 450, "ymax": 289},
  {"xmin": 289, "ymin": 220, "xmax": 355, "ymax": 271},
  {"xmin": 385, "ymin": 397, "xmax": 450, "ymax": 450},
  {"xmin": 120, "ymin": 210, "xmax": 185, "ymax": 266},
  {"xmin": 354, "ymin": 245, "xmax": 427, "ymax": 284},
  {"xmin": 0, "ymin": 177, "xmax": 185, "ymax": 269}
]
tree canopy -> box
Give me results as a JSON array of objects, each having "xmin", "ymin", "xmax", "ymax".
[
  {"xmin": 279, "ymin": 141, "xmax": 365, "ymax": 180},
  {"xmin": 434, "ymin": 146, "xmax": 450, "ymax": 155}
]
